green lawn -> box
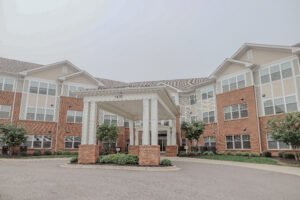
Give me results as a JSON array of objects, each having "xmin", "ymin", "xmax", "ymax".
[
  {"xmin": 21, "ymin": 155, "xmax": 76, "ymax": 159},
  {"xmin": 198, "ymin": 155, "xmax": 279, "ymax": 165}
]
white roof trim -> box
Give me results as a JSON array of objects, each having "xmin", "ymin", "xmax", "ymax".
[
  {"xmin": 157, "ymin": 82, "xmax": 182, "ymax": 92},
  {"xmin": 59, "ymin": 71, "xmax": 104, "ymax": 86},
  {"xmin": 19, "ymin": 60, "xmax": 81, "ymax": 76}
]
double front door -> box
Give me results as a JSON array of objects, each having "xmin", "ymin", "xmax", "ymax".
[{"xmin": 158, "ymin": 133, "xmax": 167, "ymax": 152}]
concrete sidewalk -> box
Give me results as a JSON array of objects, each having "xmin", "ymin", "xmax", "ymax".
[{"xmin": 165, "ymin": 156, "xmax": 300, "ymax": 177}]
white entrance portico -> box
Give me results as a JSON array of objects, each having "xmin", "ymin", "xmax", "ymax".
[{"xmin": 76, "ymin": 86, "xmax": 179, "ymax": 165}]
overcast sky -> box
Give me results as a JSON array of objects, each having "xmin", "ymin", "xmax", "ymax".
[{"xmin": 0, "ymin": 0, "xmax": 299, "ymax": 82}]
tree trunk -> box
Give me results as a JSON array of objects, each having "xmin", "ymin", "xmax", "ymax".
[
  {"xmin": 292, "ymin": 146, "xmax": 299, "ymax": 161},
  {"xmin": 9, "ymin": 146, "xmax": 13, "ymax": 157}
]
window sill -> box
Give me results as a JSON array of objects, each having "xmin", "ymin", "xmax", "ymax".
[{"xmin": 223, "ymin": 117, "xmax": 249, "ymax": 122}]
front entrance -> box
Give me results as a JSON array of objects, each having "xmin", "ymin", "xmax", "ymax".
[{"xmin": 158, "ymin": 133, "xmax": 167, "ymax": 152}]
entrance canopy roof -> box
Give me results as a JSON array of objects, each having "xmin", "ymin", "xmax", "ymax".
[{"xmin": 76, "ymin": 86, "xmax": 179, "ymax": 121}]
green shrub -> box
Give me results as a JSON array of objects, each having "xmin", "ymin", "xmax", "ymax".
[
  {"xmin": 44, "ymin": 150, "xmax": 52, "ymax": 155},
  {"xmin": 283, "ymin": 153, "xmax": 295, "ymax": 159},
  {"xmin": 226, "ymin": 151, "xmax": 234, "ymax": 156},
  {"xmin": 73, "ymin": 151, "xmax": 78, "ymax": 155},
  {"xmin": 278, "ymin": 151, "xmax": 285, "ymax": 158},
  {"xmin": 33, "ymin": 150, "xmax": 41, "ymax": 156},
  {"xmin": 63, "ymin": 151, "xmax": 71, "ymax": 155},
  {"xmin": 161, "ymin": 159, "xmax": 172, "ymax": 166},
  {"xmin": 20, "ymin": 152, "xmax": 27, "ymax": 157},
  {"xmin": 178, "ymin": 151, "xmax": 201, "ymax": 157},
  {"xmin": 235, "ymin": 152, "xmax": 242, "ymax": 156},
  {"xmin": 241, "ymin": 152, "xmax": 249, "ymax": 157},
  {"xmin": 250, "ymin": 152, "xmax": 259, "ymax": 157},
  {"xmin": 217, "ymin": 151, "xmax": 225, "ymax": 155},
  {"xmin": 98, "ymin": 154, "xmax": 139, "ymax": 165},
  {"xmin": 56, "ymin": 150, "xmax": 63, "ymax": 155},
  {"xmin": 70, "ymin": 157, "xmax": 78, "ymax": 164},
  {"xmin": 262, "ymin": 151, "xmax": 272, "ymax": 157}
]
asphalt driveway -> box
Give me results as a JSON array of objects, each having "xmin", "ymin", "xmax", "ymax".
[{"xmin": 0, "ymin": 159, "xmax": 300, "ymax": 200}]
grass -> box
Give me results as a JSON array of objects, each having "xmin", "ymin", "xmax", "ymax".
[
  {"xmin": 198, "ymin": 155, "xmax": 279, "ymax": 165},
  {"xmin": 21, "ymin": 155, "xmax": 75, "ymax": 159}
]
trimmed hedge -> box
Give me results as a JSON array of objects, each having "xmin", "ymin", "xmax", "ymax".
[
  {"xmin": 33, "ymin": 150, "xmax": 41, "ymax": 156},
  {"xmin": 235, "ymin": 152, "xmax": 242, "ymax": 156},
  {"xmin": 262, "ymin": 151, "xmax": 272, "ymax": 157},
  {"xmin": 241, "ymin": 152, "xmax": 249, "ymax": 157},
  {"xmin": 20, "ymin": 152, "xmax": 27, "ymax": 157},
  {"xmin": 217, "ymin": 151, "xmax": 225, "ymax": 155},
  {"xmin": 44, "ymin": 150, "xmax": 52, "ymax": 155},
  {"xmin": 56, "ymin": 150, "xmax": 63, "ymax": 155},
  {"xmin": 278, "ymin": 151, "xmax": 285, "ymax": 158},
  {"xmin": 73, "ymin": 152, "xmax": 78, "ymax": 155},
  {"xmin": 283, "ymin": 153, "xmax": 295, "ymax": 159},
  {"xmin": 70, "ymin": 157, "xmax": 78, "ymax": 164},
  {"xmin": 98, "ymin": 154, "xmax": 139, "ymax": 165},
  {"xmin": 161, "ymin": 159, "xmax": 172, "ymax": 166},
  {"xmin": 203, "ymin": 151, "xmax": 214, "ymax": 156},
  {"xmin": 226, "ymin": 151, "xmax": 234, "ymax": 156},
  {"xmin": 63, "ymin": 151, "xmax": 71, "ymax": 155},
  {"xmin": 178, "ymin": 151, "xmax": 201, "ymax": 157},
  {"xmin": 250, "ymin": 152, "xmax": 259, "ymax": 157}
]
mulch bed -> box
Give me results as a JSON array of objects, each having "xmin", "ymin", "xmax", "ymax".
[
  {"xmin": 273, "ymin": 157, "xmax": 300, "ymax": 166},
  {"xmin": 71, "ymin": 163, "xmax": 172, "ymax": 167}
]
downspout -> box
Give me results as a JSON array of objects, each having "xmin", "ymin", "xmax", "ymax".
[
  {"xmin": 252, "ymin": 70, "xmax": 262, "ymax": 154},
  {"xmin": 54, "ymin": 81, "xmax": 62, "ymax": 152},
  {"xmin": 10, "ymin": 75, "xmax": 19, "ymax": 125}
]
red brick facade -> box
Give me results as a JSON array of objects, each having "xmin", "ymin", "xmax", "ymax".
[{"xmin": 138, "ymin": 145, "xmax": 160, "ymax": 165}]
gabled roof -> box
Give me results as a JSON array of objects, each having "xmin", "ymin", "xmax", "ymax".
[
  {"xmin": 95, "ymin": 77, "xmax": 126, "ymax": 88},
  {"xmin": 231, "ymin": 43, "xmax": 300, "ymax": 59},
  {"xmin": 209, "ymin": 58, "xmax": 255, "ymax": 78},
  {"xmin": 59, "ymin": 71, "xmax": 105, "ymax": 87},
  {"xmin": 0, "ymin": 57, "xmax": 42, "ymax": 74}
]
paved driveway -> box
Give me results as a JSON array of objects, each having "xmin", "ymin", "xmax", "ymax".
[{"xmin": 0, "ymin": 159, "xmax": 300, "ymax": 200}]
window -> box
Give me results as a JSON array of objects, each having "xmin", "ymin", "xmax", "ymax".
[
  {"xmin": 204, "ymin": 136, "xmax": 216, "ymax": 147},
  {"xmin": 285, "ymin": 96, "xmax": 298, "ymax": 112},
  {"xmin": 69, "ymin": 86, "xmax": 85, "ymax": 98},
  {"xmin": 267, "ymin": 133, "xmax": 291, "ymax": 150},
  {"xmin": 30, "ymin": 81, "xmax": 38, "ymax": 93},
  {"xmin": 36, "ymin": 108, "xmax": 45, "ymax": 121},
  {"xmin": 26, "ymin": 107, "xmax": 54, "ymax": 121},
  {"xmin": 180, "ymin": 117, "xmax": 186, "ymax": 124},
  {"xmin": 164, "ymin": 120, "xmax": 169, "ymax": 126},
  {"xmin": 65, "ymin": 136, "xmax": 81, "ymax": 149},
  {"xmin": 264, "ymin": 95, "xmax": 298, "ymax": 116},
  {"xmin": 29, "ymin": 80, "xmax": 57, "ymax": 96},
  {"xmin": 260, "ymin": 68, "xmax": 270, "ymax": 84},
  {"xmin": 281, "ymin": 62, "xmax": 293, "ymax": 78},
  {"xmin": 221, "ymin": 74, "xmax": 245, "ymax": 93},
  {"xmin": 67, "ymin": 110, "xmax": 83, "ymax": 123},
  {"xmin": 171, "ymin": 96, "xmax": 176, "ymax": 103},
  {"xmin": 48, "ymin": 84, "xmax": 56, "ymax": 96},
  {"xmin": 224, "ymin": 103, "xmax": 248, "ymax": 121},
  {"xmin": 0, "ymin": 77, "xmax": 14, "ymax": 91},
  {"xmin": 191, "ymin": 116, "xmax": 197, "ymax": 122},
  {"xmin": 0, "ymin": 105, "xmax": 10, "ymax": 119},
  {"xmin": 104, "ymin": 115, "xmax": 117, "ymax": 125},
  {"xmin": 26, "ymin": 107, "xmax": 36, "ymax": 120},
  {"xmin": 201, "ymin": 87, "xmax": 214, "ymax": 100},
  {"xmin": 203, "ymin": 111, "xmax": 215, "ymax": 123},
  {"xmin": 124, "ymin": 120, "xmax": 129, "ymax": 127},
  {"xmin": 270, "ymin": 65, "xmax": 281, "ymax": 81},
  {"xmin": 39, "ymin": 82, "xmax": 47, "ymax": 95},
  {"xmin": 190, "ymin": 94, "xmax": 196, "ymax": 105},
  {"xmin": 226, "ymin": 134, "xmax": 250, "ymax": 149},
  {"xmin": 25, "ymin": 135, "xmax": 52, "ymax": 149},
  {"xmin": 45, "ymin": 109, "xmax": 54, "ymax": 122}
]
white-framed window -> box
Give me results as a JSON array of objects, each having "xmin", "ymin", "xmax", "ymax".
[
  {"xmin": 124, "ymin": 119, "xmax": 129, "ymax": 127},
  {"xmin": 204, "ymin": 136, "xmax": 216, "ymax": 147},
  {"xmin": 103, "ymin": 114, "xmax": 117, "ymax": 125},
  {"xmin": 222, "ymin": 74, "xmax": 245, "ymax": 93},
  {"xmin": 29, "ymin": 80, "xmax": 56, "ymax": 96},
  {"xmin": 67, "ymin": 110, "xmax": 83, "ymax": 123},
  {"xmin": 26, "ymin": 107, "xmax": 55, "ymax": 122},
  {"xmin": 263, "ymin": 95, "xmax": 298, "ymax": 116},
  {"xmin": 226, "ymin": 134, "xmax": 250, "ymax": 149},
  {"xmin": 191, "ymin": 116, "xmax": 197, "ymax": 122},
  {"xmin": 201, "ymin": 86, "xmax": 214, "ymax": 100},
  {"xmin": 260, "ymin": 61, "xmax": 293, "ymax": 84},
  {"xmin": 68, "ymin": 85, "xmax": 85, "ymax": 98},
  {"xmin": 190, "ymin": 94, "xmax": 196, "ymax": 105},
  {"xmin": 223, "ymin": 103, "xmax": 248, "ymax": 121},
  {"xmin": 0, "ymin": 105, "xmax": 11, "ymax": 119},
  {"xmin": 180, "ymin": 117, "xmax": 186, "ymax": 124},
  {"xmin": 0, "ymin": 77, "xmax": 14, "ymax": 92},
  {"xmin": 266, "ymin": 133, "xmax": 291, "ymax": 150},
  {"xmin": 25, "ymin": 135, "xmax": 52, "ymax": 149},
  {"xmin": 65, "ymin": 136, "xmax": 81, "ymax": 149},
  {"xmin": 203, "ymin": 111, "xmax": 215, "ymax": 123}
]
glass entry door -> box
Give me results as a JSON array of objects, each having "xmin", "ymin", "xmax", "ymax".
[{"xmin": 158, "ymin": 133, "xmax": 167, "ymax": 152}]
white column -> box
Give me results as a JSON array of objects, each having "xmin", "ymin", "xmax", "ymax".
[
  {"xmin": 151, "ymin": 98, "xmax": 158, "ymax": 145},
  {"xmin": 142, "ymin": 99, "xmax": 150, "ymax": 145},
  {"xmin": 135, "ymin": 129, "xmax": 139, "ymax": 146},
  {"xmin": 129, "ymin": 120, "xmax": 134, "ymax": 145},
  {"xmin": 167, "ymin": 127, "xmax": 171, "ymax": 146},
  {"xmin": 171, "ymin": 119, "xmax": 177, "ymax": 146},
  {"xmin": 81, "ymin": 101, "xmax": 89, "ymax": 145},
  {"xmin": 88, "ymin": 101, "xmax": 97, "ymax": 145}
]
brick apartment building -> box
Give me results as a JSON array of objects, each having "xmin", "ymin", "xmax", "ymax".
[{"xmin": 0, "ymin": 43, "xmax": 300, "ymax": 158}]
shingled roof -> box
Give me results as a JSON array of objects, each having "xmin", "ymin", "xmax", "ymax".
[{"xmin": 0, "ymin": 57, "xmax": 42, "ymax": 73}]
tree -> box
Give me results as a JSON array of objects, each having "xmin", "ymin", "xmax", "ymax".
[
  {"xmin": 181, "ymin": 121, "xmax": 206, "ymax": 151},
  {"xmin": 266, "ymin": 112, "xmax": 300, "ymax": 160},
  {"xmin": 96, "ymin": 123, "xmax": 119, "ymax": 154},
  {"xmin": 0, "ymin": 124, "xmax": 27, "ymax": 156}
]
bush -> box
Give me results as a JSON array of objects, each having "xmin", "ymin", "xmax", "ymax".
[
  {"xmin": 235, "ymin": 152, "xmax": 242, "ymax": 156},
  {"xmin": 20, "ymin": 152, "xmax": 27, "ymax": 157},
  {"xmin": 226, "ymin": 151, "xmax": 234, "ymax": 156},
  {"xmin": 283, "ymin": 153, "xmax": 295, "ymax": 159},
  {"xmin": 44, "ymin": 150, "xmax": 52, "ymax": 155},
  {"xmin": 250, "ymin": 152, "xmax": 259, "ymax": 157},
  {"xmin": 33, "ymin": 150, "xmax": 41, "ymax": 156},
  {"xmin": 72, "ymin": 152, "xmax": 78, "ymax": 155},
  {"xmin": 56, "ymin": 150, "xmax": 63, "ymax": 155},
  {"xmin": 278, "ymin": 151, "xmax": 285, "ymax": 158},
  {"xmin": 241, "ymin": 152, "xmax": 249, "ymax": 157},
  {"xmin": 262, "ymin": 151, "xmax": 272, "ymax": 157},
  {"xmin": 178, "ymin": 151, "xmax": 201, "ymax": 157},
  {"xmin": 161, "ymin": 159, "xmax": 172, "ymax": 166},
  {"xmin": 70, "ymin": 157, "xmax": 78, "ymax": 164},
  {"xmin": 63, "ymin": 151, "xmax": 71, "ymax": 155},
  {"xmin": 98, "ymin": 154, "xmax": 139, "ymax": 165},
  {"xmin": 217, "ymin": 151, "xmax": 225, "ymax": 155},
  {"xmin": 202, "ymin": 151, "xmax": 214, "ymax": 156}
]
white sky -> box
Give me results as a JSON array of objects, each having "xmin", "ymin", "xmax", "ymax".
[{"xmin": 0, "ymin": 0, "xmax": 299, "ymax": 82}]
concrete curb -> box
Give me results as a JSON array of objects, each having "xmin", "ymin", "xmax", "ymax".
[{"xmin": 61, "ymin": 163, "xmax": 180, "ymax": 172}]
